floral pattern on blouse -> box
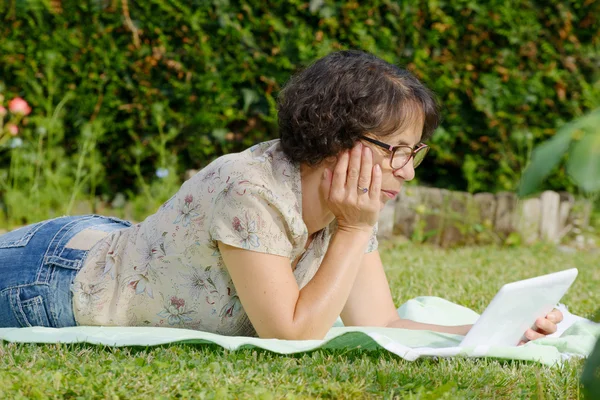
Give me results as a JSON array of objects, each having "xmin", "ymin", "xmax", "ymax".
[{"xmin": 72, "ymin": 139, "xmax": 378, "ymax": 336}]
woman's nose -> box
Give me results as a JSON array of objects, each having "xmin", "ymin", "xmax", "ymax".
[{"xmin": 394, "ymin": 160, "xmax": 416, "ymax": 181}]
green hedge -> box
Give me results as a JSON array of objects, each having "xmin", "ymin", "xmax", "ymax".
[{"xmin": 1, "ymin": 0, "xmax": 599, "ymax": 197}]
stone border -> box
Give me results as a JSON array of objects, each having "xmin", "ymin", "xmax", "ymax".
[{"xmin": 378, "ymin": 186, "xmax": 592, "ymax": 246}]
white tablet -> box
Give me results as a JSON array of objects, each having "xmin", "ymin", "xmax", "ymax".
[{"xmin": 460, "ymin": 268, "xmax": 578, "ymax": 347}]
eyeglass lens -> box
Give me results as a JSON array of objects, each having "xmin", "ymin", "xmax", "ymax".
[{"xmin": 392, "ymin": 147, "xmax": 428, "ymax": 169}]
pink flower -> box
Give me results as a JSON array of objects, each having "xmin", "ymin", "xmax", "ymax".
[
  {"xmin": 6, "ymin": 124, "xmax": 18, "ymax": 136},
  {"xmin": 8, "ymin": 97, "xmax": 32, "ymax": 116},
  {"xmin": 232, "ymin": 216, "xmax": 242, "ymax": 232},
  {"xmin": 170, "ymin": 296, "xmax": 185, "ymax": 309},
  {"xmin": 0, "ymin": 106, "xmax": 6, "ymax": 117}
]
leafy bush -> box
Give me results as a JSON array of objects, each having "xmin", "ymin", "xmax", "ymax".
[{"xmin": 0, "ymin": 0, "xmax": 599, "ymax": 217}]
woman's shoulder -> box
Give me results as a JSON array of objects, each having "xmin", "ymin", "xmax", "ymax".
[
  {"xmin": 202, "ymin": 140, "xmax": 306, "ymax": 256},
  {"xmin": 154, "ymin": 140, "xmax": 302, "ymax": 226},
  {"xmin": 220, "ymin": 139, "xmax": 291, "ymax": 173},
  {"xmin": 145, "ymin": 139, "xmax": 306, "ymax": 258},
  {"xmin": 190, "ymin": 139, "xmax": 300, "ymax": 196}
]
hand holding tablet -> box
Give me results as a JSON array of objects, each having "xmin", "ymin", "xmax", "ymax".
[
  {"xmin": 521, "ymin": 307, "xmax": 564, "ymax": 344},
  {"xmin": 460, "ymin": 268, "xmax": 578, "ymax": 347}
]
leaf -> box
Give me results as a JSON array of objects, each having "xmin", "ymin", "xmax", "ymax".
[
  {"xmin": 241, "ymin": 88, "xmax": 259, "ymax": 113},
  {"xmin": 211, "ymin": 128, "xmax": 228, "ymax": 142},
  {"xmin": 569, "ymin": 108, "xmax": 600, "ymax": 132},
  {"xmin": 309, "ymin": 0, "xmax": 324, "ymax": 13},
  {"xmin": 567, "ymin": 131, "xmax": 600, "ymax": 193},
  {"xmin": 582, "ymin": 337, "xmax": 600, "ymax": 398},
  {"xmin": 134, "ymin": 357, "xmax": 146, "ymax": 367},
  {"xmin": 518, "ymin": 108, "xmax": 600, "ymax": 197},
  {"xmin": 206, "ymin": 277, "xmax": 216, "ymax": 289},
  {"xmin": 517, "ymin": 128, "xmax": 573, "ymax": 197}
]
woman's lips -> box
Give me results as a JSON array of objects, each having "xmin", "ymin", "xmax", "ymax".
[{"xmin": 382, "ymin": 190, "xmax": 399, "ymax": 199}]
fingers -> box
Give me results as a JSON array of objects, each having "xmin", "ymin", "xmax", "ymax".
[
  {"xmin": 547, "ymin": 309, "xmax": 564, "ymax": 324},
  {"xmin": 520, "ymin": 311, "xmax": 564, "ymax": 345},
  {"xmin": 524, "ymin": 328, "xmax": 545, "ymax": 342},
  {"xmin": 357, "ymin": 145, "xmax": 372, "ymax": 194},
  {"xmin": 345, "ymin": 143, "xmax": 363, "ymax": 192},
  {"xmin": 332, "ymin": 143, "xmax": 376, "ymax": 198},
  {"xmin": 534, "ymin": 316, "xmax": 557, "ymax": 335},
  {"xmin": 331, "ymin": 150, "xmax": 349, "ymax": 194},
  {"xmin": 369, "ymin": 164, "xmax": 382, "ymax": 200},
  {"xmin": 326, "ymin": 142, "xmax": 382, "ymax": 230},
  {"xmin": 534, "ymin": 309, "xmax": 564, "ymax": 335}
]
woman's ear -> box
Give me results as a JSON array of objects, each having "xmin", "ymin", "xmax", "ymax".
[{"xmin": 324, "ymin": 155, "xmax": 337, "ymax": 166}]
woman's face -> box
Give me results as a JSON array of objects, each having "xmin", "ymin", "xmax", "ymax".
[{"xmin": 362, "ymin": 122, "xmax": 423, "ymax": 209}]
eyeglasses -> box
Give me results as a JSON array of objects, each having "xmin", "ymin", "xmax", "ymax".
[{"xmin": 360, "ymin": 136, "xmax": 429, "ymax": 170}]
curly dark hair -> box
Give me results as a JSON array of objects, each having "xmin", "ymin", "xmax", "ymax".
[{"xmin": 277, "ymin": 50, "xmax": 441, "ymax": 165}]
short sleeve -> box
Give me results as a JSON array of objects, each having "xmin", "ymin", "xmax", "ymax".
[
  {"xmin": 365, "ymin": 223, "xmax": 379, "ymax": 253},
  {"xmin": 209, "ymin": 182, "xmax": 297, "ymax": 259}
]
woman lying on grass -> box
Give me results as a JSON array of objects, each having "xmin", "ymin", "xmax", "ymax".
[{"xmin": 0, "ymin": 50, "xmax": 562, "ymax": 340}]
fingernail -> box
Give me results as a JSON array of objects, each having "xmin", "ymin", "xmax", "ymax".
[
  {"xmin": 323, "ymin": 168, "xmax": 328, "ymax": 179},
  {"xmin": 375, "ymin": 164, "xmax": 381, "ymax": 173}
]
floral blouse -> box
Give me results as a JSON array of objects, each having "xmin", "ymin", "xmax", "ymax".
[{"xmin": 72, "ymin": 140, "xmax": 378, "ymax": 336}]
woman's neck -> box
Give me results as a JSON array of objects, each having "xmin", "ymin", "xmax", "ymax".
[{"xmin": 300, "ymin": 162, "xmax": 335, "ymax": 236}]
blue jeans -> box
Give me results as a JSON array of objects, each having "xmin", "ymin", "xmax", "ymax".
[{"xmin": 0, "ymin": 215, "xmax": 131, "ymax": 328}]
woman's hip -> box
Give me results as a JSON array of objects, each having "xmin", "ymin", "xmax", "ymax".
[{"xmin": 0, "ymin": 214, "xmax": 131, "ymax": 328}]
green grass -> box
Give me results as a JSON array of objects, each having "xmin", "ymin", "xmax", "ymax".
[{"xmin": 1, "ymin": 242, "xmax": 599, "ymax": 399}]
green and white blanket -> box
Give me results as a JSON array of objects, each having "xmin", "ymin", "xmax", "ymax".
[{"xmin": 1, "ymin": 297, "xmax": 597, "ymax": 366}]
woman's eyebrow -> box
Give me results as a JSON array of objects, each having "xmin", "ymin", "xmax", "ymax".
[{"xmin": 395, "ymin": 139, "xmax": 413, "ymax": 147}]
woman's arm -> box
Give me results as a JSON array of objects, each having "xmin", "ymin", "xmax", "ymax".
[
  {"xmin": 340, "ymin": 250, "xmax": 471, "ymax": 335},
  {"xmin": 219, "ymin": 228, "xmax": 372, "ymax": 340},
  {"xmin": 341, "ymin": 250, "xmax": 563, "ymax": 340},
  {"xmin": 220, "ymin": 143, "xmax": 382, "ymax": 340}
]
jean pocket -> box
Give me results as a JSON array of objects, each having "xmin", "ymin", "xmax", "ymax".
[
  {"xmin": 0, "ymin": 220, "xmax": 50, "ymax": 249},
  {"xmin": 17, "ymin": 293, "xmax": 51, "ymax": 327}
]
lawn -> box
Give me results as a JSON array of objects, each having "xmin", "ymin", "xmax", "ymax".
[{"xmin": 1, "ymin": 242, "xmax": 598, "ymax": 399}]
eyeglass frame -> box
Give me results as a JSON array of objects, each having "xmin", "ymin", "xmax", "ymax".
[{"xmin": 359, "ymin": 135, "xmax": 429, "ymax": 170}]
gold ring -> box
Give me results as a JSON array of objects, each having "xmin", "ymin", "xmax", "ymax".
[{"xmin": 357, "ymin": 186, "xmax": 368, "ymax": 194}]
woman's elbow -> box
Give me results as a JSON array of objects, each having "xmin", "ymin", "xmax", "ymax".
[{"xmin": 255, "ymin": 324, "xmax": 326, "ymax": 341}]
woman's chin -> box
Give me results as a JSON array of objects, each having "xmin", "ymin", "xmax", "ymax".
[{"xmin": 379, "ymin": 196, "xmax": 389, "ymax": 210}]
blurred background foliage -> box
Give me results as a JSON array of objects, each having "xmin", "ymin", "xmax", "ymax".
[
  {"xmin": 518, "ymin": 108, "xmax": 600, "ymax": 197},
  {"xmin": 0, "ymin": 0, "xmax": 599, "ymax": 224}
]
